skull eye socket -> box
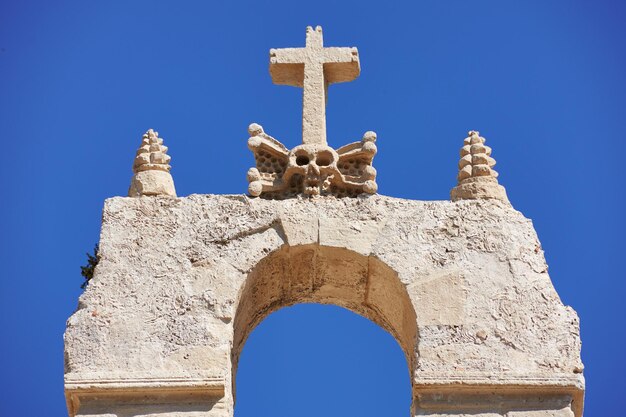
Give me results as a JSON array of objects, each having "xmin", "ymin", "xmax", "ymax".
[
  {"xmin": 296, "ymin": 155, "xmax": 310, "ymax": 166},
  {"xmin": 316, "ymin": 151, "xmax": 333, "ymax": 167}
]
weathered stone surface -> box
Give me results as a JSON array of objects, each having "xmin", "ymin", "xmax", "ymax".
[
  {"xmin": 270, "ymin": 25, "xmax": 359, "ymax": 146},
  {"xmin": 129, "ymin": 170, "xmax": 176, "ymax": 197},
  {"xmin": 451, "ymin": 131, "xmax": 508, "ymax": 203},
  {"xmin": 246, "ymin": 124, "xmax": 378, "ymax": 198},
  {"xmin": 128, "ymin": 129, "xmax": 176, "ymax": 197},
  {"xmin": 247, "ymin": 27, "xmax": 378, "ymax": 199},
  {"xmin": 64, "ymin": 194, "xmax": 584, "ymax": 417}
]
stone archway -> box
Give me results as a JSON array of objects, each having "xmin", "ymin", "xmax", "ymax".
[
  {"xmin": 232, "ymin": 244, "xmax": 418, "ymax": 410},
  {"xmin": 65, "ymin": 195, "xmax": 584, "ymax": 417}
]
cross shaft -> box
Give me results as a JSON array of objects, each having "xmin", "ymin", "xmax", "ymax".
[{"xmin": 269, "ymin": 26, "xmax": 360, "ymax": 145}]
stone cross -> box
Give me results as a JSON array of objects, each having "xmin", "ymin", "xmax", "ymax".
[
  {"xmin": 247, "ymin": 27, "xmax": 376, "ymax": 199},
  {"xmin": 269, "ymin": 26, "xmax": 360, "ymax": 145}
]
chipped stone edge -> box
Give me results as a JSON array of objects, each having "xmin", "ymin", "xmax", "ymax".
[
  {"xmin": 65, "ymin": 376, "xmax": 225, "ymax": 416},
  {"xmin": 63, "ymin": 373, "xmax": 583, "ymax": 417},
  {"xmin": 414, "ymin": 374, "xmax": 584, "ymax": 417}
]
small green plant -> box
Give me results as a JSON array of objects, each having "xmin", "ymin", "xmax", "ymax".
[{"xmin": 81, "ymin": 244, "xmax": 100, "ymax": 289}]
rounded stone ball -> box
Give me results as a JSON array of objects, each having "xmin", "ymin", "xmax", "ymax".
[
  {"xmin": 363, "ymin": 180, "xmax": 378, "ymax": 194},
  {"xmin": 362, "ymin": 141, "xmax": 377, "ymax": 154},
  {"xmin": 362, "ymin": 131, "xmax": 377, "ymax": 142},
  {"xmin": 248, "ymin": 181, "xmax": 263, "ymax": 197},
  {"xmin": 247, "ymin": 167, "xmax": 261, "ymax": 182},
  {"xmin": 363, "ymin": 165, "xmax": 377, "ymax": 180},
  {"xmin": 248, "ymin": 123, "xmax": 264, "ymax": 136},
  {"xmin": 248, "ymin": 136, "xmax": 262, "ymax": 150}
]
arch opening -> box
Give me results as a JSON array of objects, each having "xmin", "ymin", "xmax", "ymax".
[
  {"xmin": 235, "ymin": 303, "xmax": 412, "ymax": 417},
  {"xmin": 232, "ymin": 244, "xmax": 418, "ymax": 413}
]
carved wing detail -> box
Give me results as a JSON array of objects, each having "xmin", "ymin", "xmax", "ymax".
[
  {"xmin": 246, "ymin": 124, "xmax": 291, "ymax": 197},
  {"xmin": 334, "ymin": 131, "xmax": 378, "ymax": 196},
  {"xmin": 246, "ymin": 125, "xmax": 378, "ymax": 199}
]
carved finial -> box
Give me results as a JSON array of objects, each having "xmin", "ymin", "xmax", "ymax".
[
  {"xmin": 450, "ymin": 131, "xmax": 509, "ymax": 203},
  {"xmin": 128, "ymin": 129, "xmax": 176, "ymax": 197}
]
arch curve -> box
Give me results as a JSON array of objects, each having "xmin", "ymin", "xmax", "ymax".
[{"xmin": 232, "ymin": 244, "xmax": 418, "ymax": 394}]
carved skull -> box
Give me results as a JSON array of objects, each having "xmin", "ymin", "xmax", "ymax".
[
  {"xmin": 286, "ymin": 144, "xmax": 339, "ymax": 195},
  {"xmin": 246, "ymin": 123, "xmax": 378, "ymax": 199}
]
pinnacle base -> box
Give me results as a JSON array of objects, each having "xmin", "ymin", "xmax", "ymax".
[
  {"xmin": 450, "ymin": 177, "xmax": 509, "ymax": 204},
  {"xmin": 129, "ymin": 170, "xmax": 177, "ymax": 197}
]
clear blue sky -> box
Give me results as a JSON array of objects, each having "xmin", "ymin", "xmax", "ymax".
[{"xmin": 1, "ymin": 1, "xmax": 624, "ymax": 416}]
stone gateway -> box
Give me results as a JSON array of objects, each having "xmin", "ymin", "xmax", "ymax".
[{"xmin": 64, "ymin": 27, "xmax": 584, "ymax": 417}]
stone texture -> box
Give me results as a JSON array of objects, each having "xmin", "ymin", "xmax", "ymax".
[
  {"xmin": 269, "ymin": 25, "xmax": 359, "ymax": 146},
  {"xmin": 64, "ymin": 194, "xmax": 584, "ymax": 417},
  {"xmin": 247, "ymin": 124, "xmax": 378, "ymax": 198},
  {"xmin": 247, "ymin": 27, "xmax": 378, "ymax": 199},
  {"xmin": 451, "ymin": 131, "xmax": 508, "ymax": 203},
  {"xmin": 129, "ymin": 129, "xmax": 176, "ymax": 197}
]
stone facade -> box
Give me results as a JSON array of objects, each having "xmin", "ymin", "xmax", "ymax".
[
  {"xmin": 64, "ymin": 195, "xmax": 584, "ymax": 417},
  {"xmin": 64, "ymin": 26, "xmax": 584, "ymax": 417}
]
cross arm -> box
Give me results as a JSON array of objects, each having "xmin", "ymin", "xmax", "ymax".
[
  {"xmin": 269, "ymin": 47, "xmax": 306, "ymax": 87},
  {"xmin": 323, "ymin": 47, "xmax": 360, "ymax": 84}
]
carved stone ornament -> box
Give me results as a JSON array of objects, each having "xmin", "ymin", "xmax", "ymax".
[
  {"xmin": 128, "ymin": 129, "xmax": 176, "ymax": 197},
  {"xmin": 247, "ymin": 26, "xmax": 378, "ymax": 199},
  {"xmin": 450, "ymin": 130, "xmax": 508, "ymax": 203},
  {"xmin": 247, "ymin": 124, "xmax": 377, "ymax": 199}
]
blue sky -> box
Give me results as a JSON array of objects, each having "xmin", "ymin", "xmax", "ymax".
[{"xmin": 1, "ymin": 1, "xmax": 624, "ymax": 416}]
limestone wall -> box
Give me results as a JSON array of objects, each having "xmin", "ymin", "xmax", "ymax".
[{"xmin": 64, "ymin": 194, "xmax": 584, "ymax": 417}]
